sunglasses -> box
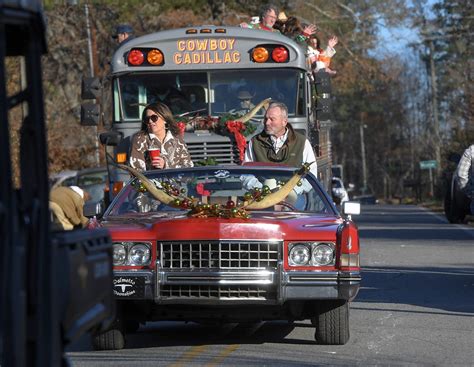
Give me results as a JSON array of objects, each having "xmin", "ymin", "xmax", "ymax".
[{"xmin": 144, "ymin": 114, "xmax": 160, "ymax": 124}]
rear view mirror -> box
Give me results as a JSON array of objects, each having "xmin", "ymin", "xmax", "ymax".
[
  {"xmin": 314, "ymin": 70, "xmax": 332, "ymax": 94},
  {"xmin": 342, "ymin": 201, "xmax": 361, "ymax": 216},
  {"xmin": 99, "ymin": 131, "xmax": 123, "ymax": 146},
  {"xmin": 81, "ymin": 103, "xmax": 100, "ymax": 126},
  {"xmin": 82, "ymin": 77, "xmax": 101, "ymax": 99},
  {"xmin": 316, "ymin": 97, "xmax": 332, "ymax": 121}
]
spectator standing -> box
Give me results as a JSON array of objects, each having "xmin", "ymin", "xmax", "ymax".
[
  {"xmin": 50, "ymin": 186, "xmax": 90, "ymax": 230},
  {"xmin": 240, "ymin": 4, "xmax": 280, "ymax": 32},
  {"xmin": 243, "ymin": 101, "xmax": 317, "ymax": 178},
  {"xmin": 129, "ymin": 102, "xmax": 194, "ymax": 171},
  {"xmin": 456, "ymin": 144, "xmax": 474, "ymax": 214},
  {"xmin": 112, "ymin": 24, "xmax": 134, "ymax": 45}
]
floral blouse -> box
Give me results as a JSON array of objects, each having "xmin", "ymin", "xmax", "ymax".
[{"xmin": 129, "ymin": 130, "xmax": 194, "ymax": 171}]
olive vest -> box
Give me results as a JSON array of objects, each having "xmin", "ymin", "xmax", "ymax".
[{"xmin": 251, "ymin": 125, "xmax": 306, "ymax": 166}]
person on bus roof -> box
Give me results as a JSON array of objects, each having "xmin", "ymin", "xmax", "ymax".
[
  {"xmin": 129, "ymin": 102, "xmax": 194, "ymax": 171},
  {"xmin": 243, "ymin": 101, "xmax": 318, "ymax": 178},
  {"xmin": 240, "ymin": 4, "xmax": 280, "ymax": 32},
  {"xmin": 112, "ymin": 24, "xmax": 134, "ymax": 45}
]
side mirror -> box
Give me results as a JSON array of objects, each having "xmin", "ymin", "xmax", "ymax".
[
  {"xmin": 316, "ymin": 97, "xmax": 331, "ymax": 121},
  {"xmin": 81, "ymin": 103, "xmax": 100, "ymax": 126},
  {"xmin": 81, "ymin": 77, "xmax": 101, "ymax": 100},
  {"xmin": 99, "ymin": 131, "xmax": 123, "ymax": 146},
  {"xmin": 342, "ymin": 201, "xmax": 361, "ymax": 216},
  {"xmin": 314, "ymin": 70, "xmax": 332, "ymax": 94}
]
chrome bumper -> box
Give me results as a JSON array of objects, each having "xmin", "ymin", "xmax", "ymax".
[{"xmin": 114, "ymin": 264, "xmax": 361, "ymax": 304}]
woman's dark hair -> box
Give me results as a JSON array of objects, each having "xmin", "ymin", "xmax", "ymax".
[
  {"xmin": 273, "ymin": 19, "xmax": 286, "ymax": 33},
  {"xmin": 282, "ymin": 16, "xmax": 302, "ymax": 39},
  {"xmin": 140, "ymin": 102, "xmax": 180, "ymax": 136}
]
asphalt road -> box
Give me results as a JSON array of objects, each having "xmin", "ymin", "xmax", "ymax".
[{"xmin": 68, "ymin": 204, "xmax": 474, "ymax": 366}]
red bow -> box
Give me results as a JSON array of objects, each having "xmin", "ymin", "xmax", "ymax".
[
  {"xmin": 177, "ymin": 122, "xmax": 186, "ymax": 136},
  {"xmin": 226, "ymin": 120, "xmax": 247, "ymax": 162}
]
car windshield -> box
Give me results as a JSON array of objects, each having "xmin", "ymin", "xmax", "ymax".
[
  {"xmin": 114, "ymin": 69, "xmax": 305, "ymax": 121},
  {"xmin": 105, "ymin": 167, "xmax": 335, "ymax": 217}
]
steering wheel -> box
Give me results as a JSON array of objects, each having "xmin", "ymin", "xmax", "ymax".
[{"xmin": 277, "ymin": 201, "xmax": 297, "ymax": 211}]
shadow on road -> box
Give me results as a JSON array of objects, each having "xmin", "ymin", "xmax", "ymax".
[{"xmin": 357, "ymin": 265, "xmax": 474, "ymax": 315}]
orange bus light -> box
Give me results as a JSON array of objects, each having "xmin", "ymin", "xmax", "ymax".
[
  {"xmin": 214, "ymin": 28, "xmax": 226, "ymax": 33},
  {"xmin": 252, "ymin": 47, "xmax": 269, "ymax": 63},
  {"xmin": 112, "ymin": 182, "xmax": 124, "ymax": 196},
  {"xmin": 200, "ymin": 29, "xmax": 212, "ymax": 33},
  {"xmin": 147, "ymin": 49, "xmax": 164, "ymax": 65},
  {"xmin": 128, "ymin": 49, "xmax": 144, "ymax": 66},
  {"xmin": 186, "ymin": 29, "xmax": 198, "ymax": 34}
]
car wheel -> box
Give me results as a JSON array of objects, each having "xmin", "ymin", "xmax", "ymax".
[
  {"xmin": 312, "ymin": 300, "xmax": 350, "ymax": 345},
  {"xmin": 92, "ymin": 328, "xmax": 125, "ymax": 350}
]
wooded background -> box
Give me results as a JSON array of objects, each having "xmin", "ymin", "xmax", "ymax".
[{"xmin": 7, "ymin": 0, "xmax": 473, "ymax": 200}]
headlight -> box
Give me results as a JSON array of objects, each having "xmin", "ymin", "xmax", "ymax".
[
  {"xmin": 113, "ymin": 243, "xmax": 127, "ymax": 265},
  {"xmin": 128, "ymin": 244, "xmax": 151, "ymax": 265},
  {"xmin": 311, "ymin": 243, "xmax": 335, "ymax": 266},
  {"xmin": 289, "ymin": 244, "xmax": 310, "ymax": 266}
]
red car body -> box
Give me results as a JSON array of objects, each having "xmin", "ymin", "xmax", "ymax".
[{"xmin": 94, "ymin": 166, "xmax": 361, "ymax": 350}]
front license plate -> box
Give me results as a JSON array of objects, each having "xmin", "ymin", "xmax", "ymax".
[{"xmin": 113, "ymin": 276, "xmax": 145, "ymax": 298}]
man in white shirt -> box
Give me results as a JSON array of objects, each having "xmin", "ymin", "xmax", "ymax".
[{"xmin": 243, "ymin": 101, "xmax": 318, "ymax": 178}]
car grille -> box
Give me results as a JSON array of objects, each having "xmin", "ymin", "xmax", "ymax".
[
  {"xmin": 160, "ymin": 284, "xmax": 275, "ymax": 300},
  {"xmin": 186, "ymin": 141, "xmax": 239, "ymax": 164},
  {"xmin": 160, "ymin": 241, "xmax": 281, "ymax": 270}
]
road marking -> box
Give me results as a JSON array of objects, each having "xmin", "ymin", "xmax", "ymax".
[
  {"xmin": 168, "ymin": 345, "xmax": 208, "ymax": 367},
  {"xmin": 205, "ymin": 344, "xmax": 240, "ymax": 367}
]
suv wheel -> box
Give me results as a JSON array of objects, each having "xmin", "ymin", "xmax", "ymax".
[{"xmin": 92, "ymin": 328, "xmax": 125, "ymax": 350}]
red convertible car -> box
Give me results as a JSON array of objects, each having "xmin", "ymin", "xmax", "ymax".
[{"xmin": 93, "ymin": 165, "xmax": 361, "ymax": 350}]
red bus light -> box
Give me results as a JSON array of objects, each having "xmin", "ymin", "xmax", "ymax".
[
  {"xmin": 272, "ymin": 47, "xmax": 288, "ymax": 63},
  {"xmin": 128, "ymin": 49, "xmax": 144, "ymax": 66}
]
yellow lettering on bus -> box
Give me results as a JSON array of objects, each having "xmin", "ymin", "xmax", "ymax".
[
  {"xmin": 205, "ymin": 52, "xmax": 213, "ymax": 64},
  {"xmin": 196, "ymin": 39, "xmax": 208, "ymax": 51},
  {"xmin": 177, "ymin": 41, "xmax": 186, "ymax": 52},
  {"xmin": 192, "ymin": 53, "xmax": 201, "ymax": 63},
  {"xmin": 223, "ymin": 52, "xmax": 232, "ymax": 63},
  {"xmin": 228, "ymin": 39, "xmax": 235, "ymax": 50},
  {"xmin": 218, "ymin": 39, "xmax": 227, "ymax": 50},
  {"xmin": 186, "ymin": 40, "xmax": 195, "ymax": 51},
  {"xmin": 232, "ymin": 51, "xmax": 240, "ymax": 63},
  {"xmin": 209, "ymin": 39, "xmax": 217, "ymax": 51},
  {"xmin": 214, "ymin": 51, "xmax": 222, "ymax": 64},
  {"xmin": 183, "ymin": 53, "xmax": 191, "ymax": 64},
  {"xmin": 173, "ymin": 53, "xmax": 182, "ymax": 64}
]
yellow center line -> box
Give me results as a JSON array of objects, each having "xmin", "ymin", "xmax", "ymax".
[
  {"xmin": 168, "ymin": 345, "xmax": 209, "ymax": 367},
  {"xmin": 205, "ymin": 344, "xmax": 240, "ymax": 367}
]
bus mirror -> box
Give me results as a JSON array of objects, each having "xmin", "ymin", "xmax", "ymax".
[
  {"xmin": 81, "ymin": 77, "xmax": 101, "ymax": 99},
  {"xmin": 80, "ymin": 103, "xmax": 100, "ymax": 126},
  {"xmin": 314, "ymin": 70, "xmax": 332, "ymax": 94},
  {"xmin": 99, "ymin": 131, "xmax": 123, "ymax": 146},
  {"xmin": 316, "ymin": 98, "xmax": 332, "ymax": 121}
]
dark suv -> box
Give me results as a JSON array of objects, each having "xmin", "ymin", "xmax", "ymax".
[{"xmin": 444, "ymin": 153, "xmax": 471, "ymax": 223}]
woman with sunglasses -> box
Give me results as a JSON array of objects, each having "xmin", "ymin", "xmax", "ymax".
[{"xmin": 129, "ymin": 102, "xmax": 193, "ymax": 171}]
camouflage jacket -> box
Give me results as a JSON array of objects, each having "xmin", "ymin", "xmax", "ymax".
[{"xmin": 129, "ymin": 130, "xmax": 194, "ymax": 171}]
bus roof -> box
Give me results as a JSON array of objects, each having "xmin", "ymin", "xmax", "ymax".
[{"xmin": 111, "ymin": 26, "xmax": 308, "ymax": 73}]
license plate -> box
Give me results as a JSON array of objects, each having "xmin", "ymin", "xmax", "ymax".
[{"xmin": 113, "ymin": 276, "xmax": 145, "ymax": 298}]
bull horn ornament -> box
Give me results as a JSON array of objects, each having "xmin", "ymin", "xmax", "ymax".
[
  {"xmin": 239, "ymin": 98, "xmax": 272, "ymax": 123},
  {"xmin": 119, "ymin": 162, "xmax": 312, "ymax": 217}
]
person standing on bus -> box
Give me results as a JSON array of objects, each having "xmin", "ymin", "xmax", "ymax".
[
  {"xmin": 240, "ymin": 4, "xmax": 280, "ymax": 32},
  {"xmin": 243, "ymin": 101, "xmax": 317, "ymax": 177},
  {"xmin": 129, "ymin": 102, "xmax": 193, "ymax": 171},
  {"xmin": 112, "ymin": 24, "xmax": 134, "ymax": 45}
]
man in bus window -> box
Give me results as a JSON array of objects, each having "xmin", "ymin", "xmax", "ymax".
[
  {"xmin": 240, "ymin": 4, "xmax": 280, "ymax": 32},
  {"xmin": 243, "ymin": 101, "xmax": 318, "ymax": 178}
]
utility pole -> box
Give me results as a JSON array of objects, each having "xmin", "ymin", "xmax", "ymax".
[
  {"xmin": 428, "ymin": 39, "xmax": 441, "ymax": 174},
  {"xmin": 84, "ymin": 3, "xmax": 100, "ymax": 166},
  {"xmin": 360, "ymin": 113, "xmax": 367, "ymax": 195}
]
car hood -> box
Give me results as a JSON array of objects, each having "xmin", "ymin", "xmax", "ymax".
[{"xmin": 101, "ymin": 212, "xmax": 343, "ymax": 242}]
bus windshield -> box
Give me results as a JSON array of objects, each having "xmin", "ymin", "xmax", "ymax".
[{"xmin": 114, "ymin": 68, "xmax": 306, "ymax": 122}]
